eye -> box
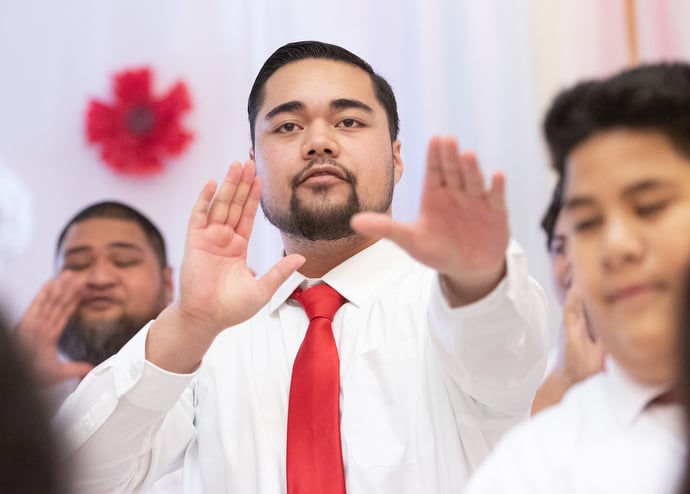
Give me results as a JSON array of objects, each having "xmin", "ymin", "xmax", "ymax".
[
  {"xmin": 337, "ymin": 118, "xmax": 362, "ymax": 128},
  {"xmin": 573, "ymin": 217, "xmax": 602, "ymax": 233},
  {"xmin": 635, "ymin": 201, "xmax": 667, "ymax": 217},
  {"xmin": 112, "ymin": 258, "xmax": 142, "ymax": 268},
  {"xmin": 63, "ymin": 263, "xmax": 90, "ymax": 271},
  {"xmin": 276, "ymin": 122, "xmax": 301, "ymax": 134}
]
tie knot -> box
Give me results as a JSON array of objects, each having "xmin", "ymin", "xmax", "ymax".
[{"xmin": 292, "ymin": 283, "xmax": 345, "ymax": 321}]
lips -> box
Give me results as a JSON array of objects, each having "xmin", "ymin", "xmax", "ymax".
[
  {"xmin": 605, "ymin": 282, "xmax": 660, "ymax": 304},
  {"xmin": 297, "ymin": 165, "xmax": 348, "ymax": 185},
  {"xmin": 81, "ymin": 296, "xmax": 119, "ymax": 310}
]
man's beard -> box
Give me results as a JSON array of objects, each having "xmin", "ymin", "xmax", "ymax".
[
  {"xmin": 262, "ymin": 157, "xmax": 395, "ymax": 241},
  {"xmin": 58, "ymin": 312, "xmax": 157, "ymax": 366}
]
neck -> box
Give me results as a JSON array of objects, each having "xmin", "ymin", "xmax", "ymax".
[{"xmin": 282, "ymin": 233, "xmax": 380, "ymax": 278}]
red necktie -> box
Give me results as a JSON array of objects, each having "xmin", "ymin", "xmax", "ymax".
[{"xmin": 287, "ymin": 283, "xmax": 347, "ymax": 494}]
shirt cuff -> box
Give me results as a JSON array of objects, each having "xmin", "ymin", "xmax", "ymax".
[
  {"xmin": 431, "ymin": 238, "xmax": 531, "ymax": 321},
  {"xmin": 112, "ymin": 320, "xmax": 197, "ymax": 412}
]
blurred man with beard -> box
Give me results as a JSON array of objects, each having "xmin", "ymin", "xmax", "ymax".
[{"xmin": 16, "ymin": 201, "xmax": 173, "ymax": 408}]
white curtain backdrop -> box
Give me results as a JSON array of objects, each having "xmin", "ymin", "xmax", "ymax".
[{"xmin": 0, "ymin": 0, "xmax": 688, "ymax": 337}]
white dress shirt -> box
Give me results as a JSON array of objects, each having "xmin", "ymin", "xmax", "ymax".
[
  {"xmin": 464, "ymin": 357, "xmax": 685, "ymax": 494},
  {"xmin": 55, "ymin": 239, "xmax": 548, "ymax": 493}
]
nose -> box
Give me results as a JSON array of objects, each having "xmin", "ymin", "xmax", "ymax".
[
  {"xmin": 302, "ymin": 121, "xmax": 339, "ymax": 159},
  {"xmin": 85, "ymin": 260, "xmax": 118, "ymax": 288},
  {"xmin": 599, "ymin": 214, "xmax": 644, "ymax": 272}
]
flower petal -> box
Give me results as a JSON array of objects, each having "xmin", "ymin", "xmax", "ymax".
[{"xmin": 114, "ymin": 68, "xmax": 152, "ymax": 104}]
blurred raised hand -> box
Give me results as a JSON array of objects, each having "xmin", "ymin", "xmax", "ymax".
[
  {"xmin": 15, "ymin": 271, "xmax": 93, "ymax": 385},
  {"xmin": 352, "ymin": 136, "xmax": 509, "ymax": 306}
]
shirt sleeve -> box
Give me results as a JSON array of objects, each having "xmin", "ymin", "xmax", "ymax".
[
  {"xmin": 53, "ymin": 321, "xmax": 197, "ymax": 493},
  {"xmin": 462, "ymin": 418, "xmax": 554, "ymax": 494},
  {"xmin": 428, "ymin": 239, "xmax": 549, "ymax": 417}
]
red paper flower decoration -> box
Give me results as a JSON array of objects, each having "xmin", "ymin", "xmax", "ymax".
[{"xmin": 86, "ymin": 67, "xmax": 193, "ymax": 176}]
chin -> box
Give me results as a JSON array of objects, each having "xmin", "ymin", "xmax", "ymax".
[{"xmin": 617, "ymin": 350, "xmax": 678, "ymax": 386}]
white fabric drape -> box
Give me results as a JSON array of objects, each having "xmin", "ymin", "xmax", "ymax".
[{"xmin": 0, "ymin": 0, "xmax": 688, "ymax": 335}]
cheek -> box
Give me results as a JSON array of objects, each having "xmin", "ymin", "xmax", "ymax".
[
  {"xmin": 569, "ymin": 248, "xmax": 601, "ymax": 304},
  {"xmin": 122, "ymin": 271, "xmax": 165, "ymax": 308},
  {"xmin": 553, "ymin": 257, "xmax": 569, "ymax": 282},
  {"xmin": 257, "ymin": 152, "xmax": 293, "ymax": 197}
]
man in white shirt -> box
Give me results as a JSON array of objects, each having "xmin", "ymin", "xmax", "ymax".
[
  {"xmin": 465, "ymin": 62, "xmax": 690, "ymax": 493},
  {"xmin": 15, "ymin": 201, "xmax": 181, "ymax": 493},
  {"xmin": 55, "ymin": 40, "xmax": 548, "ymax": 493}
]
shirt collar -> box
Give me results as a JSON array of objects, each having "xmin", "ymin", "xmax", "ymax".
[
  {"xmin": 604, "ymin": 356, "xmax": 675, "ymax": 426},
  {"xmin": 266, "ymin": 239, "xmax": 408, "ymax": 313}
]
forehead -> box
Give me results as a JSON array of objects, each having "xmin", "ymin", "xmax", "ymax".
[
  {"xmin": 59, "ymin": 218, "xmax": 151, "ymax": 254},
  {"xmin": 563, "ymin": 129, "xmax": 690, "ymax": 199},
  {"xmin": 261, "ymin": 58, "xmax": 379, "ymax": 112}
]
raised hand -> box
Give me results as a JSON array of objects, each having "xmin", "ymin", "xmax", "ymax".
[
  {"xmin": 531, "ymin": 285, "xmax": 605, "ymax": 415},
  {"xmin": 351, "ymin": 136, "xmax": 509, "ymax": 305},
  {"xmin": 147, "ymin": 160, "xmax": 305, "ymax": 372},
  {"xmin": 560, "ymin": 286, "xmax": 606, "ymax": 383},
  {"xmin": 15, "ymin": 271, "xmax": 93, "ymax": 386}
]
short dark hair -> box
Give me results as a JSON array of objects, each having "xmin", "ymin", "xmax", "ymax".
[
  {"xmin": 55, "ymin": 201, "xmax": 168, "ymax": 268},
  {"xmin": 543, "ymin": 62, "xmax": 690, "ymax": 178},
  {"xmin": 247, "ymin": 40, "xmax": 400, "ymax": 146},
  {"xmin": 540, "ymin": 179, "xmax": 563, "ymax": 252}
]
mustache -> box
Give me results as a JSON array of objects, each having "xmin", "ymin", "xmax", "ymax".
[{"xmin": 290, "ymin": 157, "xmax": 356, "ymax": 188}]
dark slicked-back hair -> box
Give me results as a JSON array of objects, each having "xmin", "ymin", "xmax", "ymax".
[
  {"xmin": 540, "ymin": 179, "xmax": 563, "ymax": 252},
  {"xmin": 55, "ymin": 201, "xmax": 168, "ymax": 268},
  {"xmin": 247, "ymin": 40, "xmax": 400, "ymax": 146},
  {"xmin": 543, "ymin": 62, "xmax": 690, "ymax": 178}
]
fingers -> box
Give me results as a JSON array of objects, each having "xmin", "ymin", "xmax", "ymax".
[
  {"xmin": 192, "ymin": 161, "xmax": 259, "ymax": 232},
  {"xmin": 235, "ymin": 175, "xmax": 263, "ymax": 241},
  {"xmin": 42, "ymin": 272, "xmax": 85, "ymax": 340},
  {"xmin": 188, "ymin": 180, "xmax": 218, "ymax": 230},
  {"xmin": 257, "ymin": 254, "xmax": 306, "ymax": 297},
  {"xmin": 424, "ymin": 136, "xmax": 492, "ymax": 197},
  {"xmin": 460, "ymin": 151, "xmax": 486, "ymax": 196},
  {"xmin": 350, "ymin": 212, "xmax": 392, "ymax": 238},
  {"xmin": 424, "ymin": 136, "xmax": 445, "ymax": 189},
  {"xmin": 424, "ymin": 136, "xmax": 466, "ymax": 189},
  {"xmin": 487, "ymin": 171, "xmax": 506, "ymax": 210},
  {"xmin": 207, "ymin": 161, "xmax": 243, "ymax": 225},
  {"xmin": 18, "ymin": 272, "xmax": 84, "ymax": 345},
  {"xmin": 438, "ymin": 137, "xmax": 464, "ymax": 189},
  {"xmin": 227, "ymin": 160, "xmax": 261, "ymax": 236},
  {"xmin": 350, "ymin": 212, "xmax": 415, "ymax": 249}
]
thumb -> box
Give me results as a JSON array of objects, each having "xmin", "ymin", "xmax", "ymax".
[
  {"xmin": 351, "ymin": 212, "xmax": 414, "ymax": 248},
  {"xmin": 257, "ymin": 254, "xmax": 305, "ymax": 298}
]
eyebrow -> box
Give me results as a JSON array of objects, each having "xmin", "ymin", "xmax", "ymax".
[
  {"xmin": 264, "ymin": 98, "xmax": 373, "ymax": 121},
  {"xmin": 562, "ymin": 178, "xmax": 675, "ymax": 211},
  {"xmin": 264, "ymin": 101, "xmax": 305, "ymax": 120},
  {"xmin": 63, "ymin": 242, "xmax": 144, "ymax": 257},
  {"xmin": 330, "ymin": 98, "xmax": 373, "ymax": 113}
]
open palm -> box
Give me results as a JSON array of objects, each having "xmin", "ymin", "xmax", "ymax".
[
  {"xmin": 177, "ymin": 160, "xmax": 304, "ymax": 333},
  {"xmin": 352, "ymin": 136, "xmax": 509, "ymax": 301}
]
